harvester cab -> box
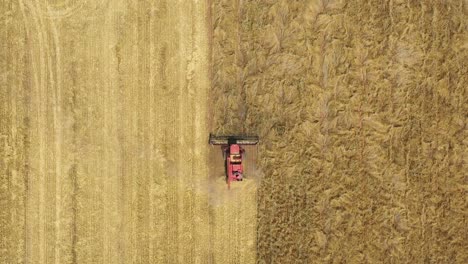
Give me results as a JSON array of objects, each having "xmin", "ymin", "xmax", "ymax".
[{"xmin": 209, "ymin": 134, "xmax": 259, "ymax": 189}]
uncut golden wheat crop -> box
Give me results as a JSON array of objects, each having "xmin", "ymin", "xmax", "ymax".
[{"xmin": 212, "ymin": 0, "xmax": 467, "ymax": 263}]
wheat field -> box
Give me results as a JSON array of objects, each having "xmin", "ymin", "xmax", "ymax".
[
  {"xmin": 212, "ymin": 0, "xmax": 466, "ymax": 263},
  {"xmin": 1, "ymin": 0, "xmax": 218, "ymax": 263},
  {"xmin": 1, "ymin": 0, "xmax": 467, "ymax": 263}
]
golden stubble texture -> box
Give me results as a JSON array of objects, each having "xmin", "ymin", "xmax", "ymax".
[
  {"xmin": 0, "ymin": 0, "xmax": 245, "ymax": 263},
  {"xmin": 211, "ymin": 0, "xmax": 467, "ymax": 263}
]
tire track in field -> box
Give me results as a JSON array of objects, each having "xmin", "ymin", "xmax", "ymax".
[
  {"xmin": 70, "ymin": 8, "xmax": 107, "ymax": 262},
  {"xmin": 178, "ymin": 1, "xmax": 194, "ymax": 262},
  {"xmin": 0, "ymin": 2, "xmax": 28, "ymax": 262},
  {"xmin": 178, "ymin": 1, "xmax": 211, "ymax": 262},
  {"xmin": 50, "ymin": 18, "xmax": 64, "ymax": 264},
  {"xmin": 17, "ymin": 4, "xmax": 36, "ymax": 263},
  {"xmin": 165, "ymin": 1, "xmax": 182, "ymax": 261},
  {"xmin": 19, "ymin": 1, "xmax": 50, "ymax": 263},
  {"xmin": 147, "ymin": 3, "xmax": 158, "ymax": 262},
  {"xmin": 101, "ymin": 3, "xmax": 123, "ymax": 263},
  {"xmin": 18, "ymin": 0, "xmax": 76, "ymax": 262},
  {"xmin": 29, "ymin": 0, "xmax": 110, "ymax": 20},
  {"xmin": 135, "ymin": 1, "xmax": 152, "ymax": 262},
  {"xmin": 150, "ymin": 2, "xmax": 174, "ymax": 261}
]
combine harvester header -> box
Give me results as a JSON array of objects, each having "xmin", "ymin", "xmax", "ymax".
[{"xmin": 209, "ymin": 134, "xmax": 259, "ymax": 145}]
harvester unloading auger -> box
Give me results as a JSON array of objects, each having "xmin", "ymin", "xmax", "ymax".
[{"xmin": 209, "ymin": 134, "xmax": 259, "ymax": 189}]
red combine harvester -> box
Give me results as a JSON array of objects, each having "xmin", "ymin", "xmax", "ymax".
[{"xmin": 209, "ymin": 134, "xmax": 259, "ymax": 189}]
